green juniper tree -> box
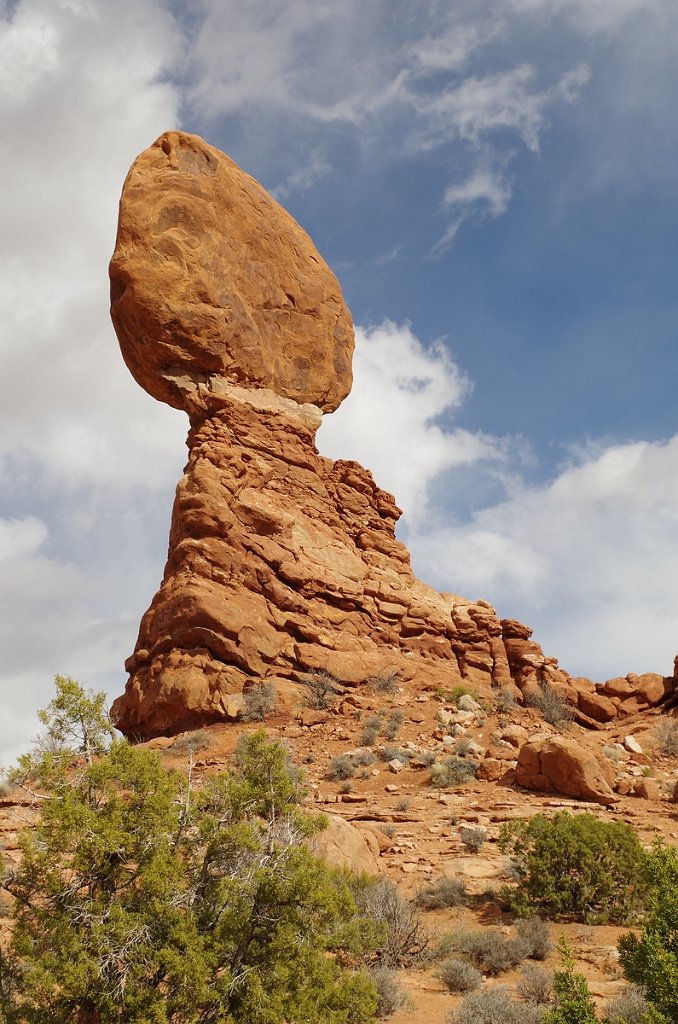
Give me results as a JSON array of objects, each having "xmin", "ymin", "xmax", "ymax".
[
  {"xmin": 618, "ymin": 842, "xmax": 678, "ymax": 1024},
  {"xmin": 0, "ymin": 677, "xmax": 379, "ymax": 1024}
]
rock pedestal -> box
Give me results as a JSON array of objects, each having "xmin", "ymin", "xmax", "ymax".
[{"xmin": 109, "ymin": 131, "xmax": 676, "ymax": 739}]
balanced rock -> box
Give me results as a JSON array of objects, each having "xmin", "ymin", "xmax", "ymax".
[
  {"xmin": 515, "ymin": 734, "xmax": 618, "ymax": 806},
  {"xmin": 110, "ymin": 130, "xmax": 353, "ymax": 413},
  {"xmin": 109, "ymin": 132, "xmax": 576, "ymax": 739}
]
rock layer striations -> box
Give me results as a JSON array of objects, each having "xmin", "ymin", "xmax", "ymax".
[{"xmin": 110, "ymin": 131, "xmax": 675, "ymax": 739}]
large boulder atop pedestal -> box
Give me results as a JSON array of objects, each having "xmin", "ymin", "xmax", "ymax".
[{"xmin": 110, "ymin": 130, "xmax": 353, "ymax": 413}]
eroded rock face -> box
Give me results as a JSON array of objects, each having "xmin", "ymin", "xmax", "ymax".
[
  {"xmin": 111, "ymin": 381, "xmax": 525, "ymax": 737},
  {"xmin": 515, "ymin": 734, "xmax": 618, "ymax": 806},
  {"xmin": 109, "ymin": 133, "xmax": 676, "ymax": 740},
  {"xmin": 110, "ymin": 131, "xmax": 353, "ymax": 413}
]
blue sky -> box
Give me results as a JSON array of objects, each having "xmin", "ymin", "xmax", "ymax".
[{"xmin": 2, "ymin": 0, "xmax": 678, "ymax": 760}]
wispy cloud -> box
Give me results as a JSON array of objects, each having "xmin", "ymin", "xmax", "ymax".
[
  {"xmin": 320, "ymin": 323, "xmax": 678, "ymax": 682},
  {"xmin": 270, "ymin": 148, "xmax": 331, "ymax": 201},
  {"xmin": 317, "ymin": 321, "xmax": 505, "ymax": 518}
]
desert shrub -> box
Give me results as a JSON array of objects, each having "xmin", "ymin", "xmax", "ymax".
[
  {"xmin": 302, "ymin": 669, "xmax": 341, "ymax": 709},
  {"xmin": 383, "ymin": 710, "xmax": 404, "ymax": 741},
  {"xmin": 518, "ymin": 964, "xmax": 554, "ymax": 1005},
  {"xmin": 495, "ymin": 686, "xmax": 518, "ymax": 712},
  {"xmin": 0, "ymin": 680, "xmax": 380, "ymax": 1024},
  {"xmin": 515, "ymin": 917, "xmax": 553, "ymax": 961},
  {"xmin": 618, "ymin": 841, "xmax": 678, "ymax": 1023},
  {"xmin": 447, "ymin": 928, "xmax": 530, "ymax": 976},
  {"xmin": 352, "ymin": 748, "xmax": 377, "ymax": 767},
  {"xmin": 601, "ymin": 745, "xmax": 624, "ymax": 762},
  {"xmin": 414, "ymin": 751, "xmax": 437, "ymax": 768},
  {"xmin": 352, "ymin": 876, "xmax": 430, "ymax": 967},
  {"xmin": 655, "ymin": 716, "xmax": 678, "ymax": 757},
  {"xmin": 368, "ymin": 966, "xmax": 409, "ymax": 1018},
  {"xmin": 172, "ymin": 728, "xmax": 211, "ymax": 754},
  {"xmin": 242, "ymin": 682, "xmax": 276, "ymax": 722},
  {"xmin": 395, "ymin": 798, "xmax": 410, "ymax": 812},
  {"xmin": 367, "ymin": 671, "xmax": 399, "ymax": 694},
  {"xmin": 416, "ymin": 876, "xmax": 467, "ymax": 910},
  {"xmin": 602, "ymin": 985, "xmax": 651, "ymax": 1024},
  {"xmin": 525, "ymin": 683, "xmax": 574, "ymax": 728},
  {"xmin": 381, "ymin": 746, "xmax": 412, "ymax": 764},
  {"xmin": 438, "ymin": 685, "xmax": 477, "ymax": 706},
  {"xmin": 430, "ymin": 756, "xmax": 479, "ymax": 788},
  {"xmin": 543, "ymin": 939, "xmax": 598, "ymax": 1024},
  {"xmin": 438, "ymin": 958, "xmax": 483, "ymax": 993},
  {"xmin": 339, "ymin": 781, "xmax": 353, "ymax": 794},
  {"xmin": 499, "ymin": 812, "xmax": 648, "ymax": 923},
  {"xmin": 327, "ymin": 754, "xmax": 356, "ymax": 781},
  {"xmin": 459, "ymin": 826, "xmax": 487, "ymax": 853},
  {"xmin": 448, "ymin": 985, "xmax": 543, "ymax": 1024},
  {"xmin": 361, "ymin": 714, "xmax": 383, "ymax": 746}
]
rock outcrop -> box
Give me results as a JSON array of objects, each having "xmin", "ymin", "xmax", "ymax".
[
  {"xmin": 109, "ymin": 131, "xmax": 676, "ymax": 740},
  {"xmin": 110, "ymin": 130, "xmax": 353, "ymax": 414},
  {"xmin": 515, "ymin": 735, "xmax": 618, "ymax": 806}
]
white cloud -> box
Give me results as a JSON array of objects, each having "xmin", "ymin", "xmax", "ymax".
[
  {"xmin": 411, "ymin": 436, "xmax": 678, "ymax": 680},
  {"xmin": 0, "ymin": 0, "xmax": 186, "ymax": 759},
  {"xmin": 185, "ymin": 3, "xmax": 589, "ymax": 245},
  {"xmin": 320, "ymin": 323, "xmax": 678, "ymax": 683},
  {"xmin": 432, "ymin": 164, "xmax": 514, "ymax": 254},
  {"xmin": 270, "ymin": 148, "xmax": 331, "ymax": 201},
  {"xmin": 317, "ymin": 322, "xmax": 504, "ymax": 517},
  {"xmin": 509, "ymin": 0, "xmax": 671, "ymax": 34}
]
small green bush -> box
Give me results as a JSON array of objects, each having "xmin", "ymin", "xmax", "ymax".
[
  {"xmin": 618, "ymin": 841, "xmax": 678, "ymax": 1022},
  {"xmin": 241, "ymin": 682, "xmax": 276, "ymax": 722},
  {"xmin": 459, "ymin": 826, "xmax": 487, "ymax": 853},
  {"xmin": 383, "ymin": 710, "xmax": 404, "ymax": 741},
  {"xmin": 352, "ymin": 749, "xmax": 377, "ymax": 767},
  {"xmin": 368, "ymin": 966, "xmax": 409, "ymax": 1017},
  {"xmin": 361, "ymin": 714, "xmax": 383, "ymax": 746},
  {"xmin": 172, "ymin": 728, "xmax": 211, "ymax": 754},
  {"xmin": 302, "ymin": 669, "xmax": 341, "ymax": 709},
  {"xmin": 495, "ymin": 686, "xmax": 518, "ymax": 712},
  {"xmin": 438, "ymin": 685, "xmax": 477, "ymax": 706},
  {"xmin": 352, "ymin": 876, "xmax": 430, "ymax": 968},
  {"xmin": 655, "ymin": 716, "xmax": 678, "ymax": 757},
  {"xmin": 518, "ymin": 964, "xmax": 554, "ymax": 1005},
  {"xmin": 525, "ymin": 683, "xmax": 575, "ymax": 728},
  {"xmin": 430, "ymin": 756, "xmax": 479, "ymax": 787},
  {"xmin": 367, "ymin": 671, "xmax": 399, "ymax": 694},
  {"xmin": 381, "ymin": 746, "xmax": 412, "ymax": 764},
  {"xmin": 438, "ymin": 958, "xmax": 483, "ymax": 993},
  {"xmin": 416, "ymin": 876, "xmax": 467, "ymax": 910},
  {"xmin": 448, "ymin": 985, "xmax": 545, "ymax": 1024},
  {"xmin": 446, "ymin": 928, "xmax": 530, "ymax": 976},
  {"xmin": 602, "ymin": 985, "xmax": 651, "ymax": 1024},
  {"xmin": 327, "ymin": 754, "xmax": 355, "ymax": 781},
  {"xmin": 543, "ymin": 939, "xmax": 598, "ymax": 1024},
  {"xmin": 515, "ymin": 917, "xmax": 553, "ymax": 961},
  {"xmin": 499, "ymin": 812, "xmax": 648, "ymax": 923}
]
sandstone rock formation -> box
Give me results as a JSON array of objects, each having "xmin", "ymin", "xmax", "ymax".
[
  {"xmin": 312, "ymin": 814, "xmax": 380, "ymax": 876},
  {"xmin": 109, "ymin": 131, "xmax": 676, "ymax": 740},
  {"xmin": 515, "ymin": 734, "xmax": 618, "ymax": 806},
  {"xmin": 110, "ymin": 130, "xmax": 353, "ymax": 413}
]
